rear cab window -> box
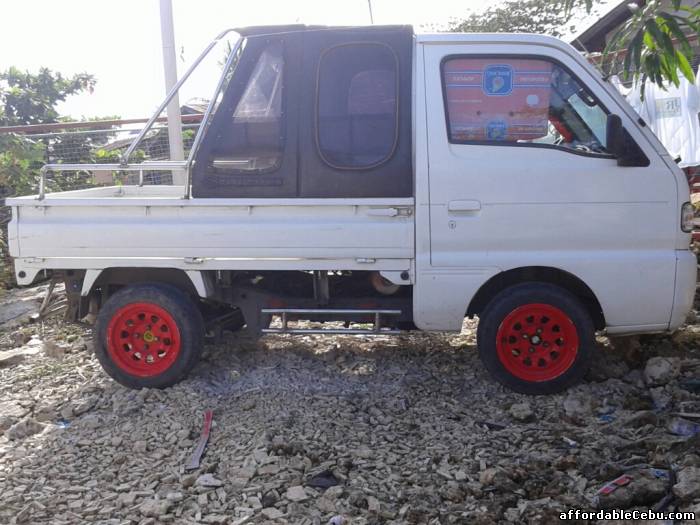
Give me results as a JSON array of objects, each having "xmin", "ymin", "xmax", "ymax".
[
  {"xmin": 317, "ymin": 43, "xmax": 399, "ymax": 169},
  {"xmin": 441, "ymin": 57, "xmax": 610, "ymax": 156},
  {"xmin": 212, "ymin": 41, "xmax": 285, "ymax": 174}
]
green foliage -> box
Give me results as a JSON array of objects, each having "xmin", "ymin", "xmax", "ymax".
[
  {"xmin": 218, "ymin": 38, "xmax": 243, "ymax": 70},
  {"xmin": 451, "ymin": 0, "xmax": 597, "ymax": 38},
  {"xmin": 0, "ymin": 68, "xmax": 98, "ymax": 288},
  {"xmin": 0, "ymin": 68, "xmax": 102, "ymax": 200},
  {"xmin": 183, "ymin": 128, "xmax": 195, "ymax": 142},
  {"xmin": 566, "ymin": 0, "xmax": 700, "ymax": 92},
  {"xmin": 0, "ymin": 67, "xmax": 95, "ymax": 126},
  {"xmin": 456, "ymin": 0, "xmax": 700, "ymax": 92},
  {"xmin": 0, "ymin": 134, "xmax": 44, "ymax": 196}
]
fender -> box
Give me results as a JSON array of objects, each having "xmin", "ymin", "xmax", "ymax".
[{"xmin": 80, "ymin": 268, "xmax": 214, "ymax": 298}]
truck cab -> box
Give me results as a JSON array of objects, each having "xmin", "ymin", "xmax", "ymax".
[{"xmin": 7, "ymin": 25, "xmax": 695, "ymax": 394}]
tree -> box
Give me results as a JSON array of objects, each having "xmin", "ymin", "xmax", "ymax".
[
  {"xmin": 0, "ymin": 68, "xmax": 96, "ymax": 288},
  {"xmin": 0, "ymin": 67, "xmax": 95, "ymax": 126},
  {"xmin": 0, "ymin": 68, "xmax": 98, "ymax": 195},
  {"xmin": 453, "ymin": 0, "xmax": 700, "ymax": 92},
  {"xmin": 566, "ymin": 0, "xmax": 700, "ymax": 91},
  {"xmin": 450, "ymin": 0, "xmax": 599, "ymax": 39}
]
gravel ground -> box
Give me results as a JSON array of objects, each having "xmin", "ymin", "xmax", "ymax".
[{"xmin": 1, "ymin": 284, "xmax": 700, "ymax": 524}]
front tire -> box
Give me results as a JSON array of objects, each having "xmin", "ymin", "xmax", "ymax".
[
  {"xmin": 94, "ymin": 283, "xmax": 204, "ymax": 389},
  {"xmin": 477, "ymin": 282, "xmax": 594, "ymax": 395}
]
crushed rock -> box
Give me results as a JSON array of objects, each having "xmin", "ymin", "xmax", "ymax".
[
  {"xmin": 644, "ymin": 356, "xmax": 682, "ymax": 386},
  {"xmin": 0, "ymin": 283, "xmax": 699, "ymax": 523}
]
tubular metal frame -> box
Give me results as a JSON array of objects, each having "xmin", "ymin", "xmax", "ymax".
[
  {"xmin": 36, "ymin": 29, "xmax": 242, "ymax": 200},
  {"xmin": 261, "ymin": 308, "xmax": 403, "ymax": 335}
]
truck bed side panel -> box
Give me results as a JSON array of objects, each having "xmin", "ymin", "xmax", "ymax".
[{"xmin": 13, "ymin": 200, "xmax": 414, "ymax": 262}]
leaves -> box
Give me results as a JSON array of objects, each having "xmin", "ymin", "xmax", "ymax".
[
  {"xmin": 675, "ymin": 48, "xmax": 695, "ymax": 84},
  {"xmin": 0, "ymin": 68, "xmax": 96, "ymax": 127},
  {"xmin": 0, "ymin": 68, "xmax": 108, "ymax": 200},
  {"xmin": 0, "ymin": 134, "xmax": 44, "ymax": 197},
  {"xmin": 0, "ymin": 68, "xmax": 107, "ymax": 287},
  {"xmin": 565, "ymin": 1, "xmax": 699, "ymax": 91},
  {"xmin": 451, "ymin": 0, "xmax": 596, "ymax": 38}
]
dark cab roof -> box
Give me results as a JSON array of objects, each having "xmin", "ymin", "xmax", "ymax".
[{"xmin": 234, "ymin": 24, "xmax": 413, "ymax": 37}]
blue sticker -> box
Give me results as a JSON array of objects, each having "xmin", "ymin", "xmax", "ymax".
[
  {"xmin": 486, "ymin": 120, "xmax": 507, "ymax": 140},
  {"xmin": 483, "ymin": 65, "xmax": 513, "ymax": 96}
]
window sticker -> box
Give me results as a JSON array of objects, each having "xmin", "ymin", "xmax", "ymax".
[
  {"xmin": 444, "ymin": 58, "xmax": 552, "ymax": 142},
  {"xmin": 483, "ymin": 65, "xmax": 513, "ymax": 96}
]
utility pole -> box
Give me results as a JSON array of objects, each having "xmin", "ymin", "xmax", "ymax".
[
  {"xmin": 368, "ymin": 0, "xmax": 374, "ymax": 24},
  {"xmin": 159, "ymin": 0, "xmax": 186, "ymax": 186}
]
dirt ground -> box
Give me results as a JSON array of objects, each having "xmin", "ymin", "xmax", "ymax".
[{"xmin": 1, "ymin": 284, "xmax": 700, "ymax": 524}]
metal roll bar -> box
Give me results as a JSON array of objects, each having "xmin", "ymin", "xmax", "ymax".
[
  {"xmin": 37, "ymin": 29, "xmax": 242, "ymax": 200},
  {"xmin": 183, "ymin": 33, "xmax": 243, "ymax": 198}
]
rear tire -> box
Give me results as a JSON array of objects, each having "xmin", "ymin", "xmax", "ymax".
[
  {"xmin": 477, "ymin": 282, "xmax": 594, "ymax": 395},
  {"xmin": 94, "ymin": 283, "xmax": 204, "ymax": 389}
]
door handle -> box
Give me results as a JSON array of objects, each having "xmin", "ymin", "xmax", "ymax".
[{"xmin": 448, "ymin": 200, "xmax": 481, "ymax": 212}]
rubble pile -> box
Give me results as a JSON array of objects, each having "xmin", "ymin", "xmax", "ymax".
[{"xmin": 1, "ymin": 285, "xmax": 700, "ymax": 524}]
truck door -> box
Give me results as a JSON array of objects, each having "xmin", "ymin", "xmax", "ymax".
[{"xmin": 421, "ymin": 42, "xmax": 679, "ymax": 330}]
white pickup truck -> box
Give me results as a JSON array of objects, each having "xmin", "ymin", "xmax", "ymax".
[{"xmin": 7, "ymin": 25, "xmax": 696, "ymax": 394}]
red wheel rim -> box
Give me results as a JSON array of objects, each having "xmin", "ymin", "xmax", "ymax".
[
  {"xmin": 106, "ymin": 302, "xmax": 181, "ymax": 377},
  {"xmin": 496, "ymin": 303, "xmax": 579, "ymax": 382}
]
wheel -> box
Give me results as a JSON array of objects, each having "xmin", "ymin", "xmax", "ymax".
[
  {"xmin": 477, "ymin": 282, "xmax": 594, "ymax": 395},
  {"xmin": 94, "ymin": 283, "xmax": 204, "ymax": 389}
]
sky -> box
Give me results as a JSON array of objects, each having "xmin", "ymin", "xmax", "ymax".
[{"xmin": 0, "ymin": 0, "xmax": 613, "ymax": 121}]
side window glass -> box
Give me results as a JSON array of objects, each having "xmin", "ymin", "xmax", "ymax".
[
  {"xmin": 317, "ymin": 43, "xmax": 398, "ymax": 169},
  {"xmin": 212, "ymin": 42, "xmax": 284, "ymax": 173},
  {"xmin": 442, "ymin": 57, "xmax": 610, "ymax": 155}
]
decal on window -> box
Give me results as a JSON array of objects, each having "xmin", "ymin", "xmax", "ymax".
[
  {"xmin": 444, "ymin": 58, "xmax": 552, "ymax": 142},
  {"xmin": 482, "ymin": 65, "xmax": 513, "ymax": 96}
]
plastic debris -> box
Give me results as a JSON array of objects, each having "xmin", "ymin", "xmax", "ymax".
[
  {"xmin": 328, "ymin": 516, "xmax": 346, "ymax": 525},
  {"xmin": 598, "ymin": 414, "xmax": 616, "ymax": 423},
  {"xmin": 55, "ymin": 419, "xmax": 70, "ymax": 429},
  {"xmin": 307, "ymin": 469, "xmax": 340, "ymax": 489},
  {"xmin": 562, "ymin": 436, "xmax": 578, "ymax": 448},
  {"xmin": 667, "ymin": 416, "xmax": 700, "ymax": 437},
  {"xmin": 597, "ymin": 474, "xmax": 632, "ymax": 496},
  {"xmin": 185, "ymin": 409, "xmax": 213, "ymax": 470},
  {"xmin": 650, "ymin": 468, "xmax": 670, "ymax": 479}
]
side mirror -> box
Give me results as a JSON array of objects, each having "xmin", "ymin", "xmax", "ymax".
[{"xmin": 606, "ymin": 114, "xmax": 649, "ymax": 167}]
